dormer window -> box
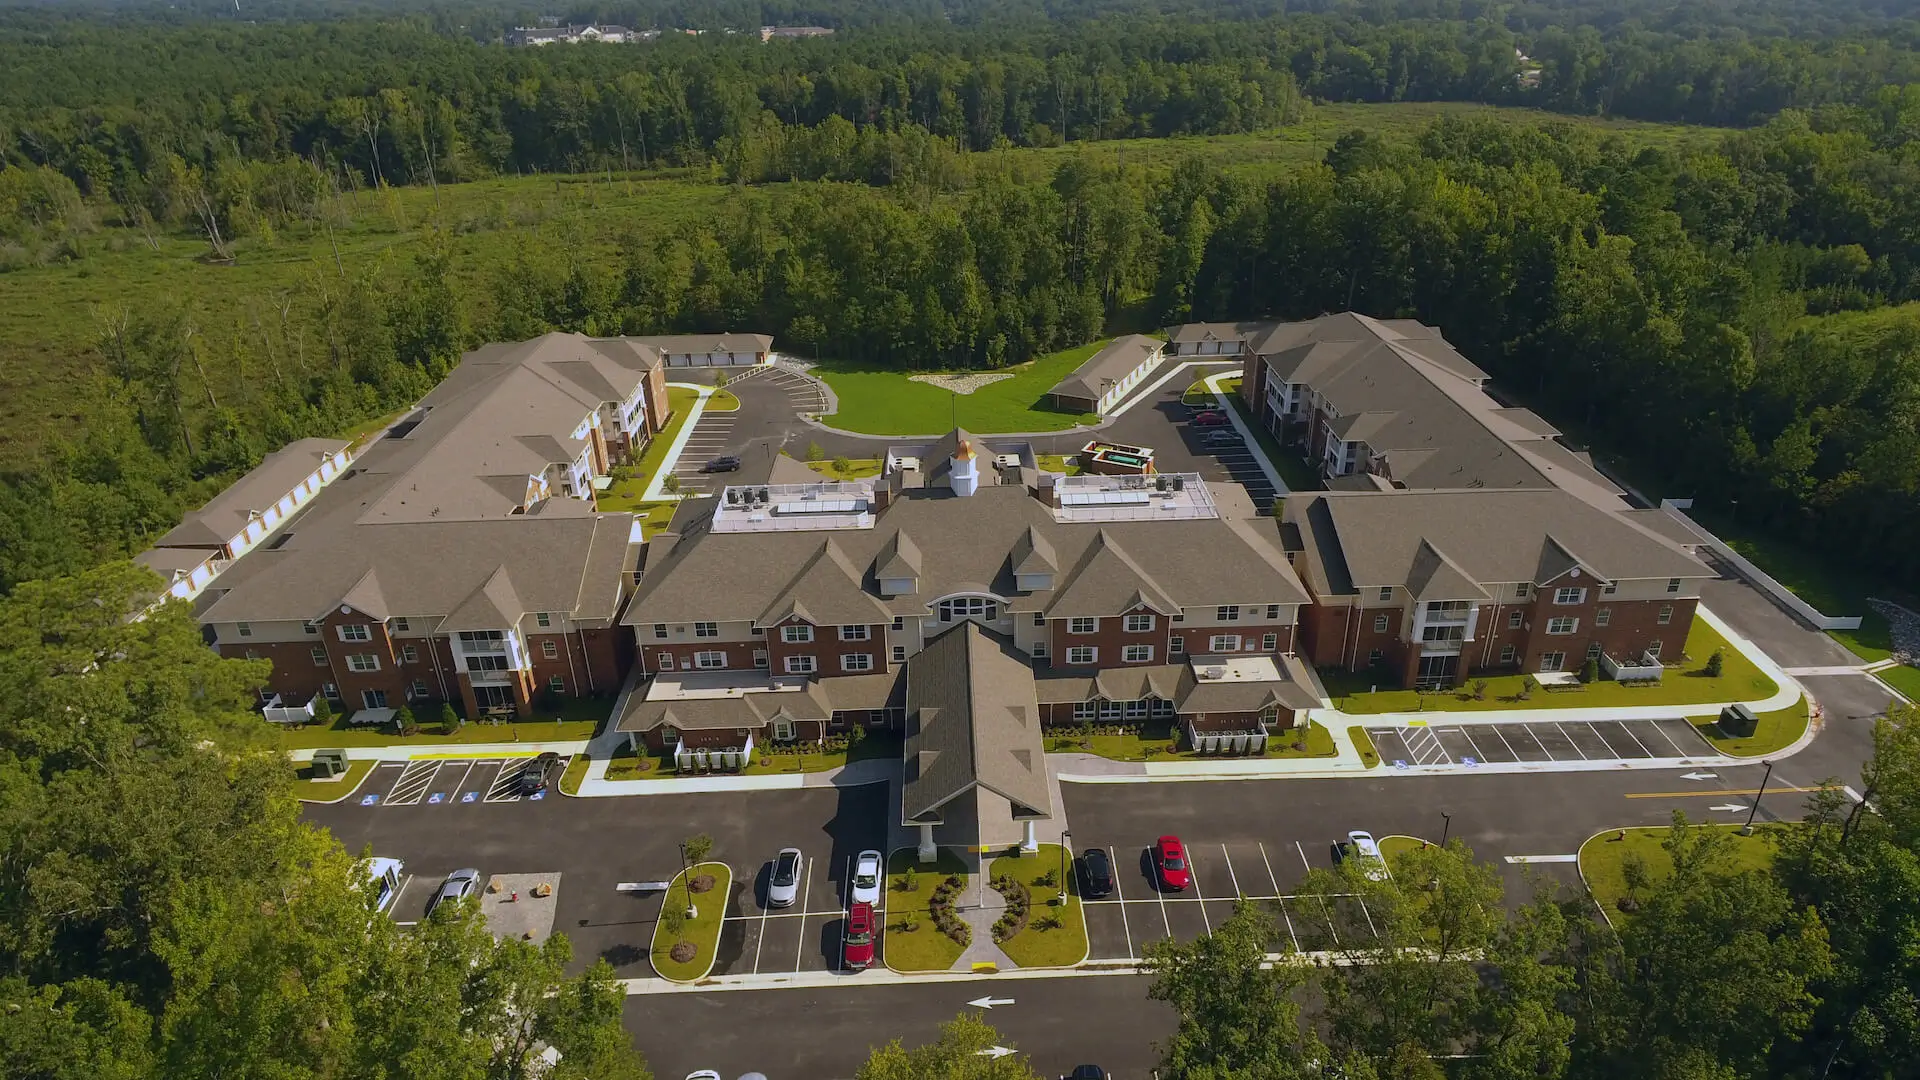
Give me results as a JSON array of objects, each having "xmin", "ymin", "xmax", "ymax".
[{"xmin": 936, "ymin": 596, "xmax": 998, "ymax": 623}]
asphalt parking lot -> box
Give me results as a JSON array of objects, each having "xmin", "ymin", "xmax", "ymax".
[
  {"xmin": 357, "ymin": 754, "xmax": 571, "ymax": 808},
  {"xmin": 305, "ymin": 778, "xmax": 892, "ymax": 980},
  {"xmin": 1365, "ymin": 716, "xmax": 1713, "ymax": 769},
  {"xmin": 1095, "ymin": 368, "xmax": 1278, "ymax": 510}
]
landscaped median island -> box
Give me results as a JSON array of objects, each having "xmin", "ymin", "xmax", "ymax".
[
  {"xmin": 986, "ymin": 845, "xmax": 1088, "ymax": 968},
  {"xmin": 812, "ymin": 340, "xmax": 1104, "ymax": 435},
  {"xmin": 1325, "ymin": 616, "xmax": 1776, "ymax": 714},
  {"xmin": 294, "ymin": 758, "xmax": 375, "ymax": 802},
  {"xmin": 1690, "ymin": 695, "xmax": 1812, "ymax": 757},
  {"xmin": 1350, "ymin": 727, "xmax": 1382, "ymax": 768},
  {"xmin": 884, "ymin": 850, "xmax": 970, "ymax": 973},
  {"xmin": 597, "ymin": 384, "xmax": 701, "ymax": 520},
  {"xmin": 1579, "ymin": 823, "xmax": 1778, "ymax": 919},
  {"xmin": 276, "ymin": 710, "xmax": 601, "ymax": 750},
  {"xmin": 1046, "ymin": 719, "xmax": 1336, "ymax": 762},
  {"xmin": 595, "ymin": 731, "xmax": 901, "ymax": 782},
  {"xmin": 1376, "ymin": 834, "xmax": 1432, "ymax": 868},
  {"xmin": 649, "ymin": 862, "xmax": 732, "ymax": 982}
]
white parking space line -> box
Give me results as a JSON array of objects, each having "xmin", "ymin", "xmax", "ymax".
[
  {"xmin": 1554, "ymin": 723, "xmax": 1590, "ymax": 760},
  {"xmin": 1258, "ymin": 844, "xmax": 1300, "ymax": 952},
  {"xmin": 793, "ymin": 857, "xmax": 812, "ymax": 974},
  {"xmin": 1488, "ymin": 724, "xmax": 1521, "ymax": 760},
  {"xmin": 1107, "ymin": 845, "xmax": 1135, "ymax": 961},
  {"xmin": 1649, "ymin": 720, "xmax": 1690, "ymax": 756},
  {"xmin": 435, "ymin": 760, "xmax": 477, "ymax": 802},
  {"xmin": 386, "ymin": 760, "xmax": 440, "ymax": 805},
  {"xmin": 1222, "ymin": 845, "xmax": 1242, "ymax": 898},
  {"xmin": 485, "ymin": 760, "xmax": 528, "ymax": 802},
  {"xmin": 1617, "ymin": 721, "xmax": 1657, "ymax": 757},
  {"xmin": 1153, "ymin": 857, "xmax": 1173, "ymax": 940},
  {"xmin": 1189, "ymin": 850, "xmax": 1211, "ymax": 934},
  {"xmin": 1452, "ymin": 726, "xmax": 1491, "ymax": 762},
  {"xmin": 1586, "ymin": 723, "xmax": 1622, "ymax": 758}
]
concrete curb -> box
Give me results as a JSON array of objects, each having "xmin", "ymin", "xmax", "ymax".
[
  {"xmin": 652, "ymin": 861, "xmax": 734, "ymax": 985},
  {"xmin": 573, "ymin": 758, "xmax": 896, "ymax": 797},
  {"xmin": 1201, "ymin": 369, "xmax": 1289, "ymax": 496},
  {"xmin": 643, "ymin": 383, "xmax": 717, "ymax": 501},
  {"xmin": 284, "ymin": 740, "xmax": 587, "ymax": 763},
  {"xmin": 294, "ymin": 760, "xmax": 378, "ymax": 804}
]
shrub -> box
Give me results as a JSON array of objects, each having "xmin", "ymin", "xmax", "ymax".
[
  {"xmin": 1704, "ymin": 649, "xmax": 1725, "ymax": 678},
  {"xmin": 946, "ymin": 875, "xmax": 963, "ymax": 888},
  {"xmin": 683, "ymin": 833, "xmax": 714, "ymax": 866},
  {"xmin": 1581, "ymin": 658, "xmax": 1601, "ymax": 684},
  {"xmin": 901, "ymin": 867, "xmax": 918, "ymax": 893},
  {"xmin": 1520, "ymin": 674, "xmax": 1537, "ymax": 700},
  {"xmin": 1035, "ymin": 868, "xmax": 1057, "ymax": 888},
  {"xmin": 806, "ymin": 441, "xmax": 824, "ymax": 462},
  {"xmin": 392, "ymin": 705, "xmax": 418, "ymax": 737},
  {"xmin": 439, "ymin": 702, "xmax": 461, "ymax": 731},
  {"xmin": 310, "ymin": 694, "xmax": 334, "ymax": 726},
  {"xmin": 831, "ymin": 455, "xmax": 852, "ymax": 475},
  {"xmin": 660, "ymin": 905, "xmax": 686, "ymax": 939},
  {"xmin": 1472, "ymin": 678, "xmax": 1488, "ymax": 701},
  {"xmin": 662, "ymin": 472, "xmax": 681, "ymax": 494},
  {"xmin": 845, "ymin": 722, "xmax": 866, "ymax": 751}
]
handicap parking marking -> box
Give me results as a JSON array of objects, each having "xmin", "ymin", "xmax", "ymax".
[
  {"xmin": 385, "ymin": 759, "xmax": 442, "ymax": 806},
  {"xmin": 360, "ymin": 793, "xmax": 380, "ymax": 806},
  {"xmin": 461, "ymin": 791, "xmax": 478, "ymax": 803},
  {"xmin": 428, "ymin": 792, "xmax": 446, "ymax": 804},
  {"xmin": 529, "ymin": 790, "xmax": 545, "ymax": 800}
]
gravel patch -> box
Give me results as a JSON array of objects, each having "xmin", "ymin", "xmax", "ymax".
[
  {"xmin": 910, "ymin": 372, "xmax": 1015, "ymax": 395},
  {"xmin": 1868, "ymin": 598, "xmax": 1920, "ymax": 663}
]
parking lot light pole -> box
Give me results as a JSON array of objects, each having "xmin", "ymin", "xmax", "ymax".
[
  {"xmin": 1056, "ymin": 830, "xmax": 1071, "ymax": 905},
  {"xmin": 1439, "ymin": 811, "xmax": 1452, "ymax": 849},
  {"xmin": 1742, "ymin": 761, "xmax": 1775, "ymax": 836}
]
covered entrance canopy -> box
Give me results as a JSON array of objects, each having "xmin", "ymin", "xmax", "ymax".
[{"xmin": 902, "ymin": 622, "xmax": 1052, "ymax": 860}]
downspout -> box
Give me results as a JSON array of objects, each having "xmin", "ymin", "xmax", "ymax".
[
  {"xmin": 564, "ymin": 627, "xmax": 582, "ymax": 696},
  {"xmin": 579, "ymin": 628, "xmax": 598, "ymax": 694}
]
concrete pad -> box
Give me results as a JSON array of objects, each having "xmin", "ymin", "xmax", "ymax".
[{"xmin": 481, "ymin": 873, "xmax": 563, "ymax": 943}]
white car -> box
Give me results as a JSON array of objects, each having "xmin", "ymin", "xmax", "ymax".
[
  {"xmin": 684, "ymin": 1072, "xmax": 722, "ymax": 1080},
  {"xmin": 1345, "ymin": 831, "xmax": 1390, "ymax": 881},
  {"xmin": 851, "ymin": 849, "xmax": 883, "ymax": 906},
  {"xmin": 768, "ymin": 848, "xmax": 803, "ymax": 909}
]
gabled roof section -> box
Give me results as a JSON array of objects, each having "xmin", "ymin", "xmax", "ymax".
[
  {"xmin": 875, "ymin": 530, "xmax": 922, "ymax": 579},
  {"xmin": 1044, "ymin": 530, "xmax": 1179, "ymax": 617},
  {"xmin": 901, "ymin": 623, "xmax": 1050, "ymax": 824},
  {"xmin": 1047, "ymin": 334, "xmax": 1162, "ymax": 400},
  {"xmin": 759, "ymin": 540, "xmax": 892, "ymax": 627},
  {"xmin": 1010, "ymin": 526, "xmax": 1057, "ymax": 576},
  {"xmin": 1406, "ymin": 539, "xmax": 1490, "ymax": 602},
  {"xmin": 1534, "ymin": 535, "xmax": 1596, "ymax": 587},
  {"xmin": 337, "ymin": 568, "xmax": 392, "ymax": 621},
  {"xmin": 442, "ymin": 565, "xmax": 524, "ymax": 632},
  {"xmin": 155, "ymin": 437, "xmax": 348, "ymax": 548}
]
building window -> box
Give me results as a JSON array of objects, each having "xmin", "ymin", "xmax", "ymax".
[
  {"xmin": 1151, "ymin": 698, "xmax": 1176, "ymax": 717},
  {"xmin": 1377, "ymin": 587, "xmax": 1393, "ymax": 601},
  {"xmin": 402, "ymin": 644, "xmax": 419, "ymax": 663},
  {"xmin": 311, "ymin": 647, "xmax": 328, "ymax": 667},
  {"xmin": 1032, "ymin": 613, "xmax": 1045, "ymax": 626},
  {"xmin": 1372, "ymin": 614, "xmax": 1389, "ymax": 633},
  {"xmin": 392, "ymin": 617, "xmax": 410, "ymax": 632},
  {"xmin": 653, "ymin": 624, "xmax": 669, "ymax": 639},
  {"xmin": 1099, "ymin": 700, "xmax": 1124, "ymax": 720},
  {"xmin": 1594, "ymin": 608, "xmax": 1611, "ymax": 628},
  {"xmin": 1499, "ymin": 644, "xmax": 1517, "ymax": 664},
  {"xmin": 1554, "ymin": 587, "xmax": 1586, "ymax": 605},
  {"xmin": 323, "ymin": 682, "xmax": 340, "ymax": 700},
  {"xmin": 1069, "ymin": 617, "xmax": 1099, "ymax": 634},
  {"xmin": 1508, "ymin": 610, "xmax": 1524, "ymax": 630},
  {"xmin": 660, "ymin": 724, "xmax": 679, "ymax": 743},
  {"xmin": 1601, "ymin": 583, "xmax": 1617, "ymax": 596},
  {"xmin": 1216, "ymin": 605, "xmax": 1240, "ymax": 622},
  {"xmin": 694, "ymin": 651, "xmax": 727, "ymax": 670},
  {"xmin": 1258, "ymin": 705, "xmax": 1279, "ymax": 728},
  {"xmin": 1262, "ymin": 632, "xmax": 1278, "ymax": 651},
  {"xmin": 843, "ymin": 653, "xmax": 874, "ymax": 672},
  {"xmin": 1546, "ymin": 617, "xmax": 1578, "ymax": 635},
  {"xmin": 1646, "ymin": 639, "xmax": 1663, "ymax": 659},
  {"xmin": 784, "ymin": 655, "xmax": 817, "ymax": 675},
  {"xmin": 1209, "ymin": 634, "xmax": 1241, "ymax": 652},
  {"xmin": 410, "ymin": 679, "xmax": 429, "ymax": 698},
  {"xmin": 302, "ymin": 620, "xmax": 319, "ymax": 636},
  {"xmin": 236, "ymin": 622, "xmax": 253, "ymax": 638},
  {"xmin": 893, "ymin": 616, "xmax": 906, "ymax": 631},
  {"xmin": 535, "ymin": 613, "xmax": 551, "ymax": 628},
  {"xmin": 338, "ymin": 624, "xmax": 369, "ymax": 642},
  {"xmin": 754, "ymin": 650, "xmax": 769, "ymax": 668},
  {"xmin": 1586, "ymin": 642, "xmax": 1603, "ymax": 661},
  {"xmin": 244, "ymin": 649, "xmax": 259, "ymax": 661},
  {"xmin": 1171, "ymin": 612, "xmax": 1184, "ymax": 623},
  {"xmin": 1657, "ymin": 605, "xmax": 1674, "ymax": 625},
  {"xmin": 1031, "ymin": 640, "xmax": 1048, "ymax": 658},
  {"xmin": 772, "ymin": 719, "xmax": 795, "ymax": 742},
  {"xmin": 938, "ymin": 597, "xmax": 998, "ymax": 622},
  {"xmin": 1122, "ymin": 644, "xmax": 1154, "ymax": 663},
  {"xmin": 1539, "ymin": 652, "xmax": 1566, "ymax": 672},
  {"xmin": 782, "ymin": 624, "xmax": 814, "ymax": 644},
  {"xmin": 1666, "ymin": 578, "xmax": 1682, "ymax": 593},
  {"xmin": 1073, "ymin": 702, "xmax": 1097, "ymax": 721},
  {"xmin": 892, "ymin": 645, "xmax": 907, "ymax": 662},
  {"xmin": 1067, "ymin": 646, "xmax": 1097, "ymax": 665},
  {"xmin": 1124, "ymin": 700, "xmax": 1149, "ymax": 719},
  {"xmin": 693, "ymin": 621, "xmax": 718, "ymax": 638},
  {"xmin": 1169, "ymin": 636, "xmax": 1185, "ymax": 655},
  {"xmin": 656, "ymin": 652, "xmax": 674, "ymax": 671},
  {"xmin": 362, "ymin": 689, "xmax": 388, "ymax": 709},
  {"xmin": 1368, "ymin": 649, "xmax": 1384, "ymax": 665},
  {"xmin": 1514, "ymin": 582, "xmax": 1530, "ymax": 599},
  {"xmin": 1265, "ymin": 604, "xmax": 1281, "ymax": 619},
  {"xmin": 346, "ymin": 654, "xmax": 380, "ymax": 672},
  {"xmin": 840, "ymin": 625, "xmax": 871, "ymax": 641},
  {"xmin": 1124, "ymin": 614, "xmax": 1155, "ymax": 633},
  {"xmin": 468, "ymin": 655, "xmax": 509, "ymax": 671}
]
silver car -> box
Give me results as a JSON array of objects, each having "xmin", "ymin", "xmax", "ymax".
[
  {"xmin": 768, "ymin": 848, "xmax": 803, "ymax": 908},
  {"xmin": 425, "ymin": 868, "xmax": 482, "ymax": 917}
]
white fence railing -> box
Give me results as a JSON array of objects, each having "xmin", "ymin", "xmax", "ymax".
[{"xmin": 1660, "ymin": 500, "xmax": 1862, "ymax": 631}]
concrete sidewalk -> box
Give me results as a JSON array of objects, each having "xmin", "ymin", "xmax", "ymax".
[
  {"xmin": 572, "ymin": 756, "xmax": 897, "ymax": 797},
  {"xmin": 1201, "ymin": 370, "xmax": 1288, "ymax": 496},
  {"xmin": 642, "ymin": 382, "xmax": 718, "ymax": 501},
  {"xmin": 284, "ymin": 739, "xmax": 587, "ymax": 763}
]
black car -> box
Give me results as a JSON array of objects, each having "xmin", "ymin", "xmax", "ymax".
[
  {"xmin": 1078, "ymin": 848, "xmax": 1113, "ymax": 899},
  {"xmin": 517, "ymin": 751, "xmax": 561, "ymax": 795},
  {"xmin": 1065, "ymin": 1067, "xmax": 1108, "ymax": 1080},
  {"xmin": 703, "ymin": 455, "xmax": 742, "ymax": 473}
]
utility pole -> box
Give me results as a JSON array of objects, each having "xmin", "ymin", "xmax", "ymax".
[
  {"xmin": 1439, "ymin": 810, "xmax": 1452, "ymax": 848},
  {"xmin": 1742, "ymin": 761, "xmax": 1775, "ymax": 835},
  {"xmin": 1057, "ymin": 830, "xmax": 1072, "ymax": 905}
]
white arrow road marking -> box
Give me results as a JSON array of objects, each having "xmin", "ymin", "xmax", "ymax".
[
  {"xmin": 976, "ymin": 1046, "xmax": 1016, "ymax": 1059},
  {"xmin": 1710, "ymin": 803, "xmax": 1750, "ymax": 812},
  {"xmin": 967, "ymin": 996, "xmax": 1016, "ymax": 1009},
  {"xmin": 1680, "ymin": 772, "xmax": 1718, "ymax": 781},
  {"xmin": 1502, "ymin": 855, "xmax": 1579, "ymax": 864}
]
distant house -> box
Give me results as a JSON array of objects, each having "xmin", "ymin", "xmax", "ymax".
[
  {"xmin": 627, "ymin": 333, "xmax": 774, "ymax": 368},
  {"xmin": 760, "ymin": 25, "xmax": 834, "ymax": 41},
  {"xmin": 1047, "ymin": 334, "xmax": 1166, "ymax": 415},
  {"xmin": 507, "ymin": 23, "xmax": 636, "ymax": 45}
]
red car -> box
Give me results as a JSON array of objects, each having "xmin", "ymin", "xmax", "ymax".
[
  {"xmin": 1154, "ymin": 835, "xmax": 1191, "ymax": 891},
  {"xmin": 1193, "ymin": 411, "xmax": 1230, "ymax": 426},
  {"xmin": 843, "ymin": 901, "xmax": 877, "ymax": 970}
]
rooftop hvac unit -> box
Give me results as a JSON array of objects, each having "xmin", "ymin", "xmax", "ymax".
[
  {"xmin": 1171, "ymin": 476, "xmax": 1185, "ymax": 491},
  {"xmin": 1204, "ymin": 667, "xmax": 1227, "ymax": 679}
]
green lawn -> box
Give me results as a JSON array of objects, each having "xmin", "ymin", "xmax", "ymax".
[
  {"xmin": 987, "ymin": 845, "xmax": 1088, "ymax": 968},
  {"xmin": 1579, "ymin": 825, "xmax": 1778, "ymax": 916},
  {"xmin": 706, "ymin": 389, "xmax": 742, "ymax": 411},
  {"xmin": 1035, "ymin": 453, "xmax": 1083, "ymax": 476},
  {"xmin": 1047, "ymin": 720, "xmax": 1335, "ymax": 761},
  {"xmin": 1879, "ymin": 664, "xmax": 1920, "ymax": 701},
  {"xmin": 814, "ymin": 340, "xmax": 1104, "ymax": 435},
  {"xmin": 650, "ymin": 863, "xmax": 732, "ymax": 982},
  {"xmin": 805, "ymin": 456, "xmax": 884, "ymax": 480},
  {"xmin": 1328, "ymin": 617, "xmax": 1775, "ymax": 714},
  {"xmin": 294, "ymin": 758, "xmax": 375, "ymax": 802},
  {"xmin": 1349, "ymin": 726, "xmax": 1381, "ymax": 768},
  {"xmin": 1707, "ymin": 518, "xmax": 1903, "ymax": 664},
  {"xmin": 1377, "ymin": 834, "xmax": 1432, "ymax": 868},
  {"xmin": 275, "ymin": 713, "xmax": 600, "ymax": 750},
  {"xmin": 598, "ymin": 386, "xmax": 702, "ymax": 512},
  {"xmin": 736, "ymin": 731, "xmax": 900, "ymax": 776},
  {"xmin": 884, "ymin": 849, "xmax": 969, "ymax": 973},
  {"xmin": 603, "ymin": 744, "xmax": 658, "ymax": 781},
  {"xmin": 1219, "ymin": 380, "xmax": 1321, "ymax": 493},
  {"xmin": 1690, "ymin": 695, "xmax": 1811, "ymax": 757},
  {"xmin": 558, "ymin": 754, "xmax": 590, "ymax": 796}
]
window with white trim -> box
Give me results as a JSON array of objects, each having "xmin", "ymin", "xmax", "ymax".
[
  {"xmin": 660, "ymin": 724, "xmax": 679, "ymax": 742},
  {"xmin": 410, "ymin": 679, "xmax": 429, "ymax": 698},
  {"xmin": 310, "ymin": 647, "xmax": 328, "ymax": 666},
  {"xmin": 1508, "ymin": 609, "xmax": 1524, "ymax": 629},
  {"xmin": 1216, "ymin": 605, "xmax": 1240, "ymax": 622},
  {"xmin": 1539, "ymin": 651, "xmax": 1566, "ymax": 672},
  {"xmin": 1031, "ymin": 640, "xmax": 1047, "ymax": 658},
  {"xmin": 1069, "ymin": 617, "xmax": 1098, "ymax": 634},
  {"xmin": 1073, "ymin": 702, "xmax": 1097, "ymax": 721},
  {"xmin": 694, "ymin": 651, "xmax": 727, "ymax": 669},
  {"xmin": 1377, "ymin": 587, "xmax": 1393, "ymax": 601},
  {"xmin": 541, "ymin": 641, "xmax": 558, "ymax": 660},
  {"xmin": 1586, "ymin": 642, "xmax": 1603, "ymax": 661},
  {"xmin": 1499, "ymin": 644, "xmax": 1517, "ymax": 664},
  {"xmin": 1594, "ymin": 608, "xmax": 1611, "ymax": 628},
  {"xmin": 1124, "ymin": 700, "xmax": 1149, "ymax": 719},
  {"xmin": 656, "ymin": 652, "xmax": 675, "ymax": 671},
  {"xmin": 1169, "ymin": 636, "xmax": 1185, "ymax": 655},
  {"xmin": 842, "ymin": 653, "xmax": 874, "ymax": 672},
  {"xmin": 772, "ymin": 718, "xmax": 795, "ymax": 741},
  {"xmin": 468, "ymin": 654, "xmax": 509, "ymax": 671},
  {"xmin": 323, "ymin": 682, "xmax": 340, "ymax": 700},
  {"xmin": 1601, "ymin": 583, "xmax": 1617, "ymax": 596},
  {"xmin": 402, "ymin": 644, "xmax": 419, "ymax": 663},
  {"xmin": 1033, "ymin": 613, "xmax": 1045, "ymax": 626},
  {"xmin": 695, "ymin": 621, "xmax": 719, "ymax": 638},
  {"xmin": 1266, "ymin": 604, "xmax": 1281, "ymax": 619},
  {"xmin": 1262, "ymin": 632, "xmax": 1278, "ymax": 650},
  {"xmin": 346, "ymin": 654, "xmax": 380, "ymax": 672},
  {"xmin": 548, "ymin": 675, "xmax": 565, "ymax": 693},
  {"xmin": 533, "ymin": 612, "xmax": 550, "ymax": 628},
  {"xmin": 937, "ymin": 597, "xmax": 998, "ymax": 622},
  {"xmin": 1373, "ymin": 613, "xmax": 1389, "ymax": 633},
  {"xmin": 782, "ymin": 624, "xmax": 814, "ymax": 643},
  {"xmin": 1151, "ymin": 698, "xmax": 1175, "ymax": 717},
  {"xmin": 236, "ymin": 622, "xmax": 253, "ymax": 638},
  {"xmin": 1066, "ymin": 646, "xmax": 1097, "ymax": 665},
  {"xmin": 653, "ymin": 623, "xmax": 668, "ymax": 639},
  {"xmin": 1657, "ymin": 605, "xmax": 1673, "ymax": 625},
  {"xmin": 1646, "ymin": 639, "xmax": 1663, "ymax": 659},
  {"xmin": 892, "ymin": 616, "xmax": 905, "ymax": 630},
  {"xmin": 892, "ymin": 645, "xmax": 907, "ymax": 662},
  {"xmin": 1099, "ymin": 700, "xmax": 1124, "ymax": 720},
  {"xmin": 244, "ymin": 649, "xmax": 259, "ymax": 661},
  {"xmin": 302, "ymin": 620, "xmax": 319, "ymax": 636},
  {"xmin": 1666, "ymin": 578, "xmax": 1682, "ymax": 593},
  {"xmin": 783, "ymin": 655, "xmax": 817, "ymax": 674},
  {"xmin": 1124, "ymin": 614, "xmax": 1155, "ymax": 633},
  {"xmin": 1209, "ymin": 634, "xmax": 1241, "ymax": 652},
  {"xmin": 392, "ymin": 617, "xmax": 410, "ymax": 632},
  {"xmin": 839, "ymin": 625, "xmax": 871, "ymax": 641},
  {"xmin": 337, "ymin": 624, "xmax": 368, "ymax": 642},
  {"xmin": 754, "ymin": 650, "xmax": 768, "ymax": 668},
  {"xmin": 1515, "ymin": 582, "xmax": 1531, "ymax": 599},
  {"xmin": 1554, "ymin": 587, "xmax": 1586, "ymax": 605},
  {"xmin": 1546, "ymin": 617, "xmax": 1578, "ymax": 635},
  {"xmin": 1122, "ymin": 644, "xmax": 1154, "ymax": 663}
]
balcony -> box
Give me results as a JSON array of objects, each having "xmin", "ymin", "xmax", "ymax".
[
  {"xmin": 469, "ymin": 670, "xmax": 515, "ymax": 686},
  {"xmin": 461, "ymin": 639, "xmax": 508, "ymax": 654},
  {"xmin": 1423, "ymin": 601, "xmax": 1473, "ymax": 624}
]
